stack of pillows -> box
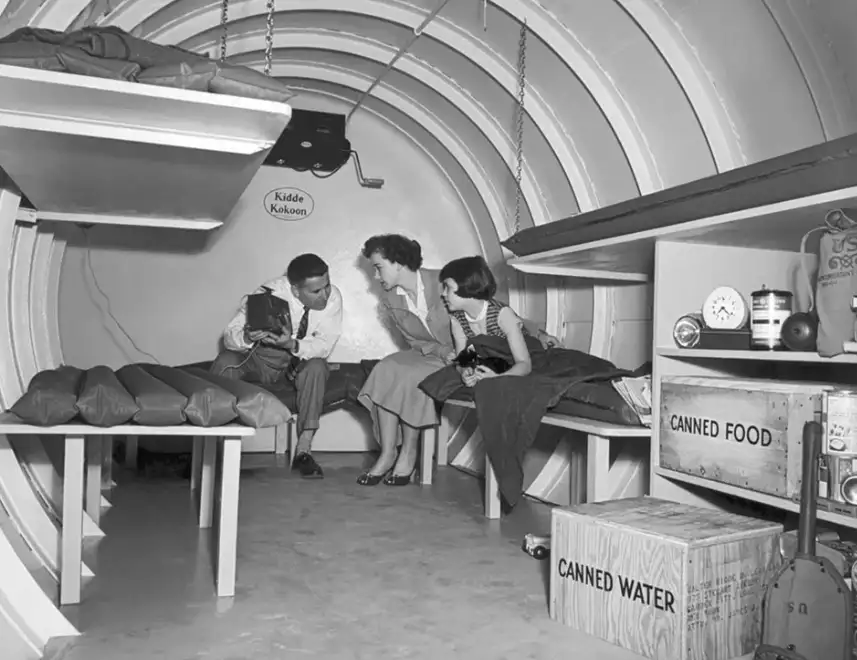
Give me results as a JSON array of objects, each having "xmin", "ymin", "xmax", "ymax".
[{"xmin": 9, "ymin": 364, "xmax": 292, "ymax": 429}]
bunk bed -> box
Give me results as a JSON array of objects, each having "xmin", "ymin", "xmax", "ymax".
[{"xmin": 0, "ymin": 26, "xmax": 294, "ymax": 230}]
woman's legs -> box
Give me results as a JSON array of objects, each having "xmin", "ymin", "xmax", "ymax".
[
  {"xmin": 392, "ymin": 422, "xmax": 420, "ymax": 477},
  {"xmin": 363, "ymin": 405, "xmax": 401, "ymax": 476}
]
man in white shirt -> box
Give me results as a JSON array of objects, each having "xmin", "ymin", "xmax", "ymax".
[{"xmin": 211, "ymin": 253, "xmax": 343, "ymax": 478}]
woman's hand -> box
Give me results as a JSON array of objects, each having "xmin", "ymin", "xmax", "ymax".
[
  {"xmin": 537, "ymin": 329, "xmax": 561, "ymax": 349},
  {"xmin": 460, "ymin": 367, "xmax": 479, "ymax": 387},
  {"xmin": 461, "ymin": 365, "xmax": 496, "ymax": 387},
  {"xmin": 444, "ymin": 350, "xmax": 457, "ymax": 365}
]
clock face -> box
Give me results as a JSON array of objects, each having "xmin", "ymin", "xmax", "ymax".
[{"xmin": 702, "ymin": 287, "xmax": 749, "ymax": 330}]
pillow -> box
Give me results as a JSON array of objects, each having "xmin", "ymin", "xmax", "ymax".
[
  {"xmin": 116, "ymin": 364, "xmax": 187, "ymax": 426},
  {"xmin": 143, "ymin": 365, "xmax": 238, "ymax": 427},
  {"xmin": 185, "ymin": 367, "xmax": 291, "ymax": 428},
  {"xmin": 137, "ymin": 61, "xmax": 218, "ymax": 92},
  {"xmin": 76, "ymin": 365, "xmax": 140, "ymax": 427},
  {"xmin": 209, "ymin": 63, "xmax": 296, "ymax": 103},
  {"xmin": 57, "ymin": 46, "xmax": 141, "ymax": 80},
  {"xmin": 0, "ymin": 41, "xmax": 64, "ymax": 71},
  {"xmin": 10, "ymin": 366, "xmax": 83, "ymax": 426}
]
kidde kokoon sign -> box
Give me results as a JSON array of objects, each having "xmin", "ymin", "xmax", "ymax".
[{"xmin": 264, "ymin": 187, "xmax": 314, "ymax": 221}]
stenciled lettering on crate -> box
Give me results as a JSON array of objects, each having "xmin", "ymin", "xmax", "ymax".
[
  {"xmin": 550, "ymin": 497, "xmax": 783, "ymax": 660},
  {"xmin": 557, "ymin": 558, "xmax": 677, "ymax": 612},
  {"xmin": 659, "ymin": 376, "xmax": 829, "ymax": 499}
]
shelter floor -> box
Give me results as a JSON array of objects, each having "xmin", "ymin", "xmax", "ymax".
[{"xmin": 47, "ymin": 452, "xmax": 643, "ymax": 660}]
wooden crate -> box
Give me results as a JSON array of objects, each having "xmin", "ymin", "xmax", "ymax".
[
  {"xmin": 550, "ymin": 497, "xmax": 783, "ymax": 660},
  {"xmin": 659, "ymin": 376, "xmax": 828, "ymax": 499}
]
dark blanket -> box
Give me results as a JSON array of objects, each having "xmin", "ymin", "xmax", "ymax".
[
  {"xmin": 0, "ymin": 26, "xmax": 295, "ymax": 102},
  {"xmin": 419, "ymin": 335, "xmax": 632, "ymax": 508}
]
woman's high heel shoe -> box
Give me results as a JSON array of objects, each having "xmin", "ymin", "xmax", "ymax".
[
  {"xmin": 356, "ymin": 471, "xmax": 389, "ymax": 486},
  {"xmin": 383, "ymin": 469, "xmax": 416, "ymax": 486}
]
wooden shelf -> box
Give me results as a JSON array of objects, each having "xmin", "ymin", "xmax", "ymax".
[
  {"xmin": 655, "ymin": 467, "xmax": 857, "ymax": 529},
  {"xmin": 657, "ymin": 347, "xmax": 857, "ymax": 364},
  {"xmin": 509, "ymin": 186, "xmax": 857, "ymax": 278}
]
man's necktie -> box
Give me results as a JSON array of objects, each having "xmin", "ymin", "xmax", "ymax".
[{"xmin": 287, "ymin": 306, "xmax": 310, "ymax": 379}]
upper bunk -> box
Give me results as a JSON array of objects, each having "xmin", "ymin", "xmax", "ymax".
[
  {"xmin": 503, "ymin": 132, "xmax": 857, "ymax": 281},
  {"xmin": 0, "ymin": 26, "xmax": 294, "ymax": 231}
]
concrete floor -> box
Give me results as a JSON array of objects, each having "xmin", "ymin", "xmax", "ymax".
[{"xmin": 47, "ymin": 452, "xmax": 642, "ymax": 660}]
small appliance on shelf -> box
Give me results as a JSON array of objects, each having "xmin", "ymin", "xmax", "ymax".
[{"xmin": 672, "ymin": 286, "xmax": 751, "ymax": 349}]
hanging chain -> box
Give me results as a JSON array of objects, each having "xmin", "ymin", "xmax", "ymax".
[
  {"xmin": 512, "ymin": 19, "xmax": 528, "ymax": 235},
  {"xmin": 219, "ymin": 0, "xmax": 229, "ymax": 62},
  {"xmin": 264, "ymin": 0, "xmax": 276, "ymax": 75}
]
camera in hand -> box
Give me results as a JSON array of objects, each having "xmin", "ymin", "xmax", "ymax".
[
  {"xmin": 246, "ymin": 287, "xmax": 292, "ymax": 335},
  {"xmin": 453, "ymin": 345, "xmax": 511, "ymax": 374}
]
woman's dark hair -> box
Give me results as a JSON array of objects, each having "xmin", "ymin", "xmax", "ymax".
[
  {"xmin": 439, "ymin": 256, "xmax": 496, "ymax": 300},
  {"xmin": 362, "ymin": 234, "xmax": 423, "ymax": 271},
  {"xmin": 287, "ymin": 253, "xmax": 329, "ymax": 285}
]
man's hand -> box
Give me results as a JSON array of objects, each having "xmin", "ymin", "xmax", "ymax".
[
  {"xmin": 247, "ymin": 329, "xmax": 270, "ymax": 344},
  {"xmin": 261, "ymin": 332, "xmax": 296, "ymax": 351},
  {"xmin": 537, "ymin": 329, "xmax": 561, "ymax": 349}
]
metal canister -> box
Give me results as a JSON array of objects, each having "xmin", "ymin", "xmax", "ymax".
[
  {"xmin": 750, "ymin": 286, "xmax": 793, "ymax": 350},
  {"xmin": 823, "ymin": 390, "xmax": 857, "ymax": 456},
  {"xmin": 673, "ymin": 312, "xmax": 704, "ymax": 349}
]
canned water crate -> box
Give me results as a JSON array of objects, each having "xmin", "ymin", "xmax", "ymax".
[
  {"xmin": 550, "ymin": 497, "xmax": 783, "ymax": 660},
  {"xmin": 659, "ymin": 376, "xmax": 830, "ymax": 499}
]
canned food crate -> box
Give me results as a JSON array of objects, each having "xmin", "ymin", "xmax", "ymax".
[
  {"xmin": 659, "ymin": 376, "xmax": 831, "ymax": 499},
  {"xmin": 550, "ymin": 497, "xmax": 782, "ymax": 660}
]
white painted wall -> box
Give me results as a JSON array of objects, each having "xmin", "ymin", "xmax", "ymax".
[{"xmin": 56, "ymin": 93, "xmax": 482, "ymax": 370}]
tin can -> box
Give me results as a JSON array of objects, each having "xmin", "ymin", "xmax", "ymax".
[
  {"xmin": 750, "ymin": 286, "xmax": 793, "ymax": 350},
  {"xmin": 828, "ymin": 455, "xmax": 857, "ymax": 504},
  {"xmin": 824, "ymin": 390, "xmax": 857, "ymax": 456}
]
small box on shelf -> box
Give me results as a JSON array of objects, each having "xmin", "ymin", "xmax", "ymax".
[
  {"xmin": 550, "ymin": 497, "xmax": 782, "ymax": 660},
  {"xmin": 659, "ymin": 376, "xmax": 831, "ymax": 499}
]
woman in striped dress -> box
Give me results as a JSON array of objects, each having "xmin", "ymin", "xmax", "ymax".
[{"xmin": 439, "ymin": 256, "xmax": 534, "ymax": 387}]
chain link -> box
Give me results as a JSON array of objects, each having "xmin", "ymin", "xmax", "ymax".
[
  {"xmin": 219, "ymin": 0, "xmax": 229, "ymax": 62},
  {"xmin": 264, "ymin": 0, "xmax": 276, "ymax": 75},
  {"xmin": 512, "ymin": 19, "xmax": 528, "ymax": 235}
]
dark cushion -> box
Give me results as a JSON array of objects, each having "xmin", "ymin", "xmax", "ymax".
[
  {"xmin": 184, "ymin": 367, "xmax": 292, "ymax": 428},
  {"xmin": 143, "ymin": 365, "xmax": 238, "ymax": 427},
  {"xmin": 208, "ymin": 62, "xmax": 295, "ymax": 103},
  {"xmin": 260, "ymin": 362, "xmax": 371, "ymax": 412},
  {"xmin": 76, "ymin": 365, "xmax": 140, "ymax": 427},
  {"xmin": 137, "ymin": 60, "xmax": 218, "ymax": 92},
  {"xmin": 10, "ymin": 366, "xmax": 83, "ymax": 426},
  {"xmin": 446, "ymin": 380, "xmax": 642, "ymax": 427},
  {"xmin": 116, "ymin": 364, "xmax": 187, "ymax": 426}
]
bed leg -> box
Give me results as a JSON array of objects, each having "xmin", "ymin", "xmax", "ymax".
[
  {"xmin": 484, "ymin": 458, "xmax": 501, "ymax": 520},
  {"xmin": 85, "ymin": 436, "xmax": 102, "ymax": 526},
  {"xmin": 287, "ymin": 418, "xmax": 297, "ymax": 467},
  {"xmin": 436, "ymin": 412, "xmax": 450, "ymax": 467},
  {"xmin": 217, "ymin": 436, "xmax": 242, "ymax": 598},
  {"xmin": 190, "ymin": 436, "xmax": 203, "ymax": 492},
  {"xmin": 124, "ymin": 435, "xmax": 138, "ymax": 470},
  {"xmin": 419, "ymin": 427, "xmax": 434, "ymax": 486},
  {"xmin": 101, "ymin": 436, "xmax": 115, "ymax": 491},
  {"xmin": 586, "ymin": 434, "xmax": 611, "ymax": 503},
  {"xmin": 61, "ymin": 434, "xmax": 85, "ymax": 606},
  {"xmin": 274, "ymin": 422, "xmax": 288, "ymax": 456},
  {"xmin": 198, "ymin": 437, "xmax": 217, "ymax": 529}
]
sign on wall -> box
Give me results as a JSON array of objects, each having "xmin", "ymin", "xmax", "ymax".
[{"xmin": 264, "ymin": 187, "xmax": 315, "ymax": 221}]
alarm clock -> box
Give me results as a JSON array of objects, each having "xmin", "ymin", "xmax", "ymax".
[{"xmin": 702, "ymin": 286, "xmax": 749, "ymax": 330}]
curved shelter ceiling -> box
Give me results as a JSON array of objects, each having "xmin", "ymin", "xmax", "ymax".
[{"xmin": 0, "ymin": 0, "xmax": 853, "ymax": 253}]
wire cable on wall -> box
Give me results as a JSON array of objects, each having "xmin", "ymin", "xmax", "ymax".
[{"xmin": 79, "ymin": 227, "xmax": 160, "ymax": 364}]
